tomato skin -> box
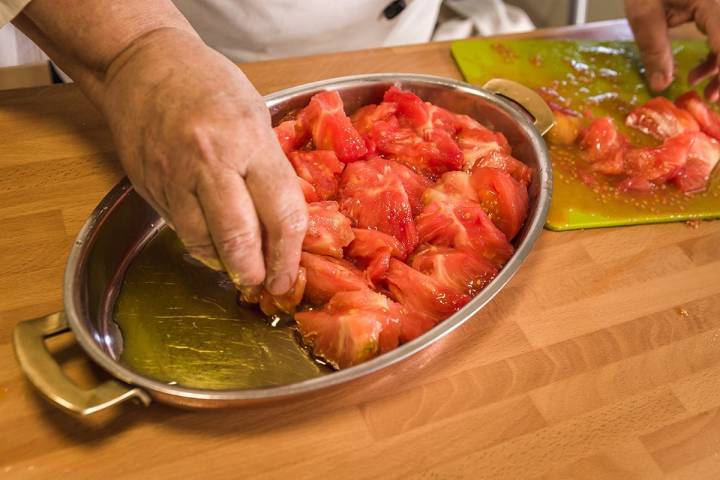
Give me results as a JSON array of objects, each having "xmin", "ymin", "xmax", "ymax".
[
  {"xmin": 300, "ymin": 252, "xmax": 369, "ymax": 305},
  {"xmin": 626, "ymin": 97, "xmax": 699, "ymax": 140},
  {"xmin": 580, "ymin": 117, "xmax": 627, "ymax": 164},
  {"xmin": 672, "ymin": 132, "xmax": 720, "ymax": 194},
  {"xmin": 675, "ymin": 91, "xmax": 720, "ymax": 142},
  {"xmin": 624, "ymin": 133, "xmax": 692, "ymax": 183},
  {"xmin": 473, "ymin": 150, "xmax": 533, "ymax": 186},
  {"xmin": 296, "ymin": 91, "xmax": 368, "ymax": 162},
  {"xmin": 288, "ymin": 150, "xmax": 345, "ymax": 201},
  {"xmin": 303, "ymin": 201, "xmax": 354, "ymax": 259},
  {"xmin": 470, "ymin": 167, "xmax": 529, "ymax": 240}
]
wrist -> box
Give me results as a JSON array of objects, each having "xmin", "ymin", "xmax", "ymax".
[{"xmin": 100, "ymin": 27, "xmax": 203, "ymax": 110}]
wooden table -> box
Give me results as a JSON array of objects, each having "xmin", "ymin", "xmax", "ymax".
[{"xmin": 1, "ymin": 19, "xmax": 719, "ymax": 479}]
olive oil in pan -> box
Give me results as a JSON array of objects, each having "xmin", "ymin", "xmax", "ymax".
[{"xmin": 114, "ymin": 228, "xmax": 329, "ymax": 390}]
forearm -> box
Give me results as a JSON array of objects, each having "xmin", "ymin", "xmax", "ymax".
[{"xmin": 12, "ymin": 0, "xmax": 200, "ymax": 106}]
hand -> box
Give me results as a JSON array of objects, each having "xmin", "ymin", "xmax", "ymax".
[
  {"xmin": 102, "ymin": 29, "xmax": 307, "ymax": 295},
  {"xmin": 625, "ymin": 0, "xmax": 720, "ymax": 101}
]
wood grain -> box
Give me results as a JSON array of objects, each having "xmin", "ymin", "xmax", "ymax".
[{"xmin": 1, "ymin": 19, "xmax": 718, "ymax": 479}]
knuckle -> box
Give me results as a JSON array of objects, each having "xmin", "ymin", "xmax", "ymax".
[
  {"xmin": 216, "ymin": 229, "xmax": 259, "ymax": 255},
  {"xmin": 278, "ymin": 206, "xmax": 308, "ymax": 237}
]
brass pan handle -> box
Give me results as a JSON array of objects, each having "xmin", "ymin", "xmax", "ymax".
[
  {"xmin": 13, "ymin": 313, "xmax": 151, "ymax": 416},
  {"xmin": 483, "ymin": 78, "xmax": 555, "ymax": 136}
]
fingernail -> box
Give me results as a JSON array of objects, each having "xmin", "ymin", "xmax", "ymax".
[
  {"xmin": 650, "ymin": 72, "xmax": 667, "ymax": 91},
  {"xmin": 267, "ymin": 273, "xmax": 292, "ymax": 296}
]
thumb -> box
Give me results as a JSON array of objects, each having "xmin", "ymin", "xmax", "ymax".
[{"xmin": 625, "ymin": 0, "xmax": 674, "ymax": 91}]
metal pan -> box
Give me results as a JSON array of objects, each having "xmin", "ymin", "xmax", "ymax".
[{"xmin": 13, "ymin": 74, "xmax": 553, "ymax": 415}]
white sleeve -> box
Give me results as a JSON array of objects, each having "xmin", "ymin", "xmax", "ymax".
[{"xmin": 0, "ymin": 0, "xmax": 32, "ymax": 27}]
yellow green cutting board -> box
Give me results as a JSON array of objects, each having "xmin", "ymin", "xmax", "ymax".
[{"xmin": 451, "ymin": 39, "xmax": 720, "ymax": 230}]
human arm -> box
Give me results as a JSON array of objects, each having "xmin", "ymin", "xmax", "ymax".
[{"xmin": 11, "ymin": 1, "xmax": 307, "ymax": 294}]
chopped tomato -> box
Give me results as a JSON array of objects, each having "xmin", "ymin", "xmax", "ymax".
[
  {"xmin": 624, "ymin": 132, "xmax": 692, "ymax": 183},
  {"xmin": 411, "ymin": 246, "xmax": 498, "ymax": 296},
  {"xmin": 351, "ymin": 102, "xmax": 398, "ymax": 134},
  {"xmin": 672, "ymin": 132, "xmax": 720, "ymax": 193},
  {"xmin": 274, "ymin": 120, "xmax": 309, "ymax": 154},
  {"xmin": 415, "ymin": 196, "xmax": 514, "ymax": 266},
  {"xmin": 457, "ymin": 127, "xmax": 512, "ymax": 171},
  {"xmin": 473, "ymin": 150, "xmax": 533, "ymax": 186},
  {"xmin": 296, "ymin": 91, "xmax": 368, "ymax": 162},
  {"xmin": 300, "ymin": 252, "xmax": 369, "ymax": 305},
  {"xmin": 303, "ymin": 201, "xmax": 354, "ymax": 258},
  {"xmin": 424, "ymin": 171, "xmax": 479, "ymax": 204},
  {"xmin": 298, "ymin": 177, "xmax": 319, "ymax": 203},
  {"xmin": 427, "ymin": 104, "xmax": 462, "ymax": 134},
  {"xmin": 618, "ymin": 177, "xmax": 655, "ymax": 193},
  {"xmin": 675, "ymin": 91, "xmax": 720, "ymax": 142},
  {"xmin": 591, "ymin": 148, "xmax": 626, "ymax": 175},
  {"xmin": 451, "ymin": 113, "xmax": 485, "ymax": 132},
  {"xmin": 288, "ymin": 150, "xmax": 345, "ymax": 200},
  {"xmin": 382, "ymin": 259, "xmax": 470, "ymax": 322},
  {"xmin": 470, "ymin": 166, "xmax": 529, "ymax": 240},
  {"xmin": 383, "ymin": 158, "xmax": 433, "ymax": 215},
  {"xmin": 295, "ymin": 289, "xmax": 402, "ymax": 369},
  {"xmin": 626, "ymin": 97, "xmax": 699, "ymax": 140},
  {"xmin": 395, "ymin": 307, "xmax": 437, "ymax": 343},
  {"xmin": 368, "ymin": 122, "xmax": 464, "ymax": 177},
  {"xmin": 339, "ymin": 158, "xmax": 418, "ymax": 254},
  {"xmin": 264, "ymin": 87, "xmax": 536, "ymax": 369},
  {"xmin": 383, "ymin": 86, "xmax": 430, "ymax": 130},
  {"xmin": 346, "ymin": 228, "xmax": 407, "ymax": 283},
  {"xmin": 580, "ymin": 117, "xmax": 627, "ymax": 164},
  {"xmin": 258, "ymin": 268, "xmax": 307, "ymax": 317}
]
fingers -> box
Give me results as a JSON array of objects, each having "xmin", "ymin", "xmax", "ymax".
[
  {"xmin": 625, "ymin": 0, "xmax": 674, "ymax": 91},
  {"xmin": 693, "ymin": 3, "xmax": 720, "ymax": 101},
  {"xmin": 197, "ymin": 171, "xmax": 265, "ymax": 286},
  {"xmin": 244, "ymin": 140, "xmax": 308, "ymax": 296},
  {"xmin": 195, "ymin": 173, "xmax": 266, "ymax": 287},
  {"xmin": 705, "ymin": 76, "xmax": 720, "ymax": 103},
  {"xmin": 689, "ymin": 53, "xmax": 718, "ymax": 86},
  {"xmin": 166, "ymin": 186, "xmax": 223, "ymax": 271}
]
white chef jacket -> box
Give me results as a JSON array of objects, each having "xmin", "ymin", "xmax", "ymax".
[
  {"xmin": 0, "ymin": 0, "xmax": 533, "ymax": 67},
  {"xmin": 172, "ymin": 0, "xmax": 442, "ymax": 63}
]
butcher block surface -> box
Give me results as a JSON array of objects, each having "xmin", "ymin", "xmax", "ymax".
[{"xmin": 0, "ymin": 20, "xmax": 719, "ymax": 480}]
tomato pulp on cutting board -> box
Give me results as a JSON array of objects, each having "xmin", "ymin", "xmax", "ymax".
[{"xmin": 452, "ymin": 39, "xmax": 720, "ymax": 230}]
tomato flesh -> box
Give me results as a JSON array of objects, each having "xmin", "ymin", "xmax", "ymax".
[
  {"xmin": 626, "ymin": 97, "xmax": 699, "ymax": 140},
  {"xmin": 303, "ymin": 201, "xmax": 354, "ymax": 258}
]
